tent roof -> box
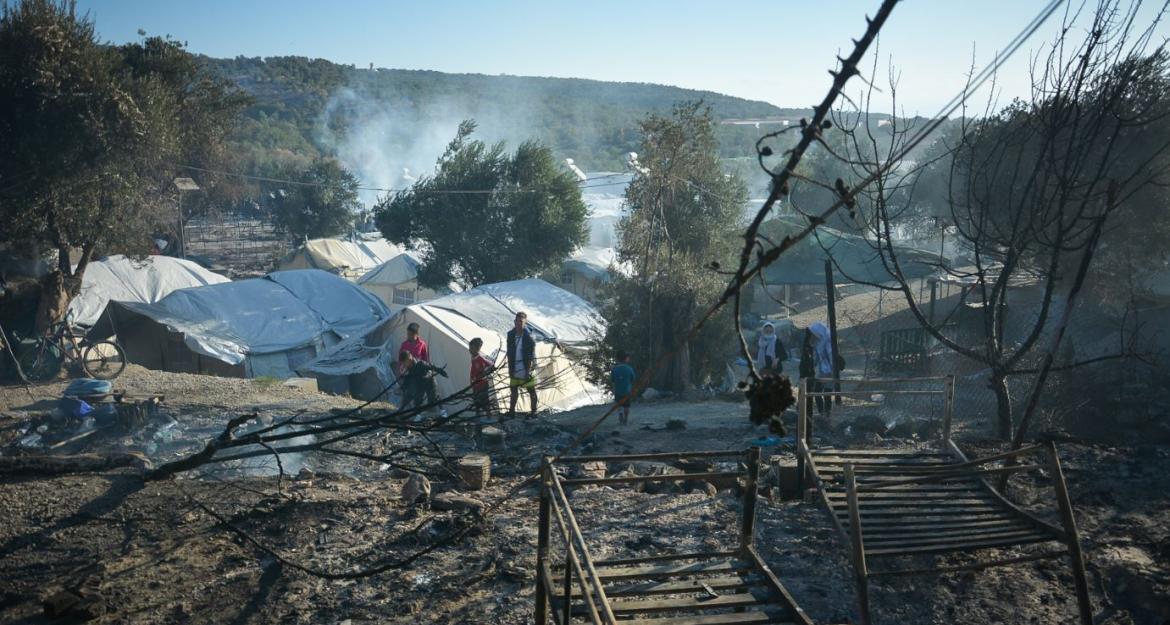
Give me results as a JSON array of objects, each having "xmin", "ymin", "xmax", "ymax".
[
  {"xmin": 68, "ymin": 254, "xmax": 230, "ymax": 327},
  {"xmin": 279, "ymin": 237, "xmax": 406, "ymax": 274},
  {"xmin": 106, "ymin": 269, "xmax": 390, "ymax": 364},
  {"xmin": 357, "ymin": 252, "xmax": 421, "ymax": 287},
  {"xmin": 759, "ymin": 217, "xmax": 940, "ymax": 285},
  {"xmin": 425, "ymin": 278, "xmax": 603, "ymax": 346}
]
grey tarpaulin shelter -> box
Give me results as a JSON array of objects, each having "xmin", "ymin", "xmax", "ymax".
[{"xmin": 92, "ymin": 269, "xmax": 391, "ymax": 378}]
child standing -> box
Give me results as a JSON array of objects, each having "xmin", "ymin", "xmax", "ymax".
[
  {"xmin": 469, "ymin": 338, "xmax": 495, "ymax": 421},
  {"xmin": 611, "ymin": 351, "xmax": 635, "ymax": 425}
]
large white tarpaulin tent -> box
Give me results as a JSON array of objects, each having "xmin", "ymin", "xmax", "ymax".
[
  {"xmin": 68, "ymin": 255, "xmax": 230, "ymax": 327},
  {"xmin": 277, "ymin": 236, "xmax": 406, "ymax": 279},
  {"xmin": 93, "ymin": 269, "xmax": 390, "ymax": 378},
  {"xmin": 300, "ymin": 279, "xmax": 603, "ymax": 408}
]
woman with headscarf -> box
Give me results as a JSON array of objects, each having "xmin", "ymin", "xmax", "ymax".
[
  {"xmin": 755, "ymin": 322, "xmax": 786, "ymax": 375},
  {"xmin": 800, "ymin": 322, "xmax": 835, "ymax": 417}
]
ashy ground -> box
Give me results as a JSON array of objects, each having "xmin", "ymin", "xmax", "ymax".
[{"xmin": 1, "ymin": 366, "xmax": 1167, "ymax": 625}]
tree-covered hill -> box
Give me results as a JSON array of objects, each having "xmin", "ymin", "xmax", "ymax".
[{"xmin": 201, "ymin": 55, "xmax": 811, "ymax": 178}]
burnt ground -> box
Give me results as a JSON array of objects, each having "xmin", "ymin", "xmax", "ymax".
[{"xmin": 0, "ymin": 366, "xmax": 1168, "ymax": 625}]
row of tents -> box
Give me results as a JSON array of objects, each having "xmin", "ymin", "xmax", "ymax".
[{"xmin": 72, "ymin": 253, "xmax": 603, "ymax": 412}]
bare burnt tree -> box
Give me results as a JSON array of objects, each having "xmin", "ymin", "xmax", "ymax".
[{"xmin": 825, "ymin": 1, "xmax": 1170, "ymax": 439}]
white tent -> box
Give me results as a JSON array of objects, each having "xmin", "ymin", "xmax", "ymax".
[
  {"xmin": 277, "ymin": 236, "xmax": 406, "ymax": 279},
  {"xmin": 68, "ymin": 255, "xmax": 230, "ymax": 327},
  {"xmin": 356, "ymin": 252, "xmax": 451, "ymax": 312},
  {"xmin": 94, "ymin": 269, "xmax": 391, "ymax": 378},
  {"xmin": 300, "ymin": 279, "xmax": 603, "ymax": 408}
]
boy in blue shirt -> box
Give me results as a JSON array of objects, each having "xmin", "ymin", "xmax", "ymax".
[{"xmin": 611, "ymin": 351, "xmax": 635, "ymax": 425}]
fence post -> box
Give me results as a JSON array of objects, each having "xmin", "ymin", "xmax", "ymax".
[
  {"xmin": 845, "ymin": 464, "xmax": 871, "ymax": 625},
  {"xmin": 797, "ymin": 378, "xmax": 809, "ymax": 491},
  {"xmin": 1046, "ymin": 442, "xmax": 1093, "ymax": 625},
  {"xmin": 824, "ymin": 259, "xmax": 842, "ymax": 406},
  {"xmin": 942, "ymin": 375, "xmax": 956, "ymax": 446},
  {"xmin": 740, "ymin": 447, "xmax": 762, "ymax": 553},
  {"xmin": 535, "ymin": 457, "xmax": 552, "ymax": 624}
]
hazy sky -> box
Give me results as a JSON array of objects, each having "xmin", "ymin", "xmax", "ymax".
[{"xmin": 76, "ymin": 1, "xmax": 1169, "ymax": 115}]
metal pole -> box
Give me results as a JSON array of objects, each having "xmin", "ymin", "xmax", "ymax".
[
  {"xmin": 824, "ymin": 260, "xmax": 842, "ymax": 406},
  {"xmin": 177, "ymin": 191, "xmax": 187, "ymax": 260}
]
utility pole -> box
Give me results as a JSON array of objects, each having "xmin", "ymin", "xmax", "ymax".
[{"xmin": 173, "ymin": 177, "xmax": 200, "ymax": 260}]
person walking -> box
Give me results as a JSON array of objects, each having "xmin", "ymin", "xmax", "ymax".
[
  {"xmin": 469, "ymin": 337, "xmax": 495, "ymax": 421},
  {"xmin": 611, "ymin": 351, "xmax": 636, "ymax": 425},
  {"xmin": 504, "ymin": 312, "xmax": 538, "ymax": 418},
  {"xmin": 755, "ymin": 322, "xmax": 786, "ymax": 376}
]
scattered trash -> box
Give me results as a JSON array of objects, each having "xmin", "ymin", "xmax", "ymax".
[{"xmin": 17, "ymin": 433, "xmax": 42, "ymax": 448}]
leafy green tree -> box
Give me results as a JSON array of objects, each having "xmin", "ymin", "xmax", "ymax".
[
  {"xmin": 375, "ymin": 120, "xmax": 588, "ymax": 289},
  {"xmin": 0, "ymin": 1, "xmax": 246, "ymax": 330},
  {"xmin": 269, "ymin": 158, "xmax": 360, "ymax": 242},
  {"xmin": 599, "ymin": 102, "xmax": 747, "ymax": 393}
]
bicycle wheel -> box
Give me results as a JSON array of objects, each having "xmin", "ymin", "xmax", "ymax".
[
  {"xmin": 17, "ymin": 339, "xmax": 63, "ymax": 382},
  {"xmin": 81, "ymin": 340, "xmax": 127, "ymax": 380}
]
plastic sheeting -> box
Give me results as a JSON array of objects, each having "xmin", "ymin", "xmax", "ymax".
[
  {"xmin": 277, "ymin": 237, "xmax": 406, "ymax": 278},
  {"xmin": 426, "ymin": 279, "xmax": 603, "ymax": 347},
  {"xmin": 299, "ymin": 290, "xmax": 601, "ymax": 410},
  {"xmin": 67, "ymin": 255, "xmax": 229, "ymax": 327},
  {"xmin": 102, "ymin": 270, "xmax": 390, "ymax": 366}
]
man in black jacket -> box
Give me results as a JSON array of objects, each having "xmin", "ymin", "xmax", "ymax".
[{"xmin": 505, "ymin": 311, "xmax": 537, "ymax": 418}]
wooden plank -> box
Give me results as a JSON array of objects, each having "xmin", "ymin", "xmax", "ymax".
[
  {"xmin": 561, "ymin": 471, "xmax": 742, "ymax": 486},
  {"xmin": 594, "ymin": 551, "xmax": 739, "ymax": 568},
  {"xmin": 842, "ymin": 516, "xmax": 1025, "ymax": 532},
  {"xmin": 859, "ymin": 519, "xmax": 1028, "ymax": 536},
  {"xmin": 557, "ymin": 450, "xmax": 745, "ymax": 463},
  {"xmin": 562, "ymin": 576, "xmax": 763, "ymax": 598},
  {"xmin": 744, "ymin": 546, "xmax": 814, "ymax": 625},
  {"xmin": 825, "ymin": 490, "xmax": 988, "ymax": 500},
  {"xmin": 864, "ymin": 528, "xmax": 1051, "ymax": 550},
  {"xmin": 575, "ymin": 559, "xmax": 753, "ymax": 582},
  {"xmin": 826, "ymin": 494, "xmax": 997, "ymax": 506},
  {"xmin": 865, "ymin": 532, "xmax": 1055, "ymax": 557},
  {"xmin": 833, "ymin": 507, "xmax": 1009, "ymax": 518},
  {"xmin": 814, "ymin": 451, "xmax": 950, "ymax": 461},
  {"xmin": 617, "ymin": 610, "xmax": 794, "ymax": 625},
  {"xmin": 602, "ymin": 591, "xmax": 767, "ymax": 615}
]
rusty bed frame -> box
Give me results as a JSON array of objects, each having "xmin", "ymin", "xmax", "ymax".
[
  {"xmin": 795, "ymin": 375, "xmax": 1092, "ymax": 625},
  {"xmin": 534, "ymin": 449, "xmax": 814, "ymax": 625}
]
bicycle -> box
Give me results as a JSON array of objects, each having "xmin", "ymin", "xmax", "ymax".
[{"xmin": 14, "ymin": 316, "xmax": 127, "ymax": 382}]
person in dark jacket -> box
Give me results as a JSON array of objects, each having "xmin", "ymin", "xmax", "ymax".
[
  {"xmin": 398, "ymin": 350, "xmax": 447, "ymax": 415},
  {"xmin": 799, "ymin": 327, "xmax": 828, "ymax": 417},
  {"xmin": 504, "ymin": 311, "xmax": 538, "ymax": 418}
]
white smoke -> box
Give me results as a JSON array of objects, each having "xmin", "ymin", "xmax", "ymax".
[{"xmin": 315, "ymin": 82, "xmax": 545, "ymax": 209}]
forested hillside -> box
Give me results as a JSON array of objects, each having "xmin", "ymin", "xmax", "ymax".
[{"xmin": 200, "ymin": 55, "xmax": 809, "ymax": 180}]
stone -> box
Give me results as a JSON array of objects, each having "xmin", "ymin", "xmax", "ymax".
[
  {"xmin": 481, "ymin": 426, "xmax": 505, "ymax": 446},
  {"xmin": 401, "ymin": 472, "xmax": 431, "ymax": 505},
  {"xmin": 282, "ymin": 377, "xmax": 319, "ymax": 392},
  {"xmin": 577, "ymin": 461, "xmax": 607, "ymax": 480},
  {"xmin": 432, "ymin": 492, "xmax": 486, "ymax": 513},
  {"xmin": 641, "ymin": 387, "xmax": 660, "ymax": 401}
]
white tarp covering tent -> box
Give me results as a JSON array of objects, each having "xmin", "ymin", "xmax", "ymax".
[
  {"xmin": 300, "ymin": 279, "xmax": 603, "ymax": 408},
  {"xmin": 67, "ymin": 255, "xmax": 230, "ymax": 327},
  {"xmin": 277, "ymin": 236, "xmax": 406, "ymax": 279},
  {"xmin": 93, "ymin": 269, "xmax": 390, "ymax": 378},
  {"xmin": 356, "ymin": 252, "xmax": 454, "ymax": 312}
]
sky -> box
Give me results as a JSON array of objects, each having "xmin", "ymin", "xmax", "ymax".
[{"xmin": 75, "ymin": 1, "xmax": 1169, "ymax": 115}]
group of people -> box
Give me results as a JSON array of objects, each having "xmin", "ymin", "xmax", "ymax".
[
  {"xmin": 393, "ymin": 309, "xmax": 838, "ymax": 426},
  {"xmin": 754, "ymin": 320, "xmax": 841, "ymax": 417},
  {"xmin": 395, "ymin": 311, "xmax": 541, "ymax": 421}
]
